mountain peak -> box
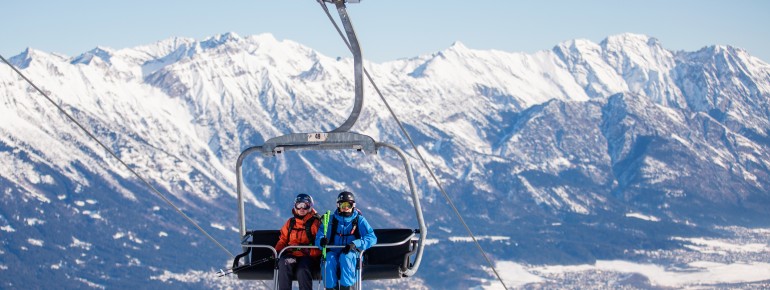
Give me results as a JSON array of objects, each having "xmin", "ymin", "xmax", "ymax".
[
  {"xmin": 442, "ymin": 41, "xmax": 472, "ymax": 56},
  {"xmin": 8, "ymin": 47, "xmax": 36, "ymax": 68},
  {"xmin": 433, "ymin": 41, "xmax": 473, "ymax": 60},
  {"xmin": 554, "ymin": 38, "xmax": 601, "ymax": 54},
  {"xmin": 602, "ymin": 33, "xmax": 658, "ymax": 46},
  {"xmin": 8, "ymin": 47, "xmax": 65, "ymax": 68},
  {"xmin": 449, "ymin": 41, "xmax": 468, "ymax": 50},
  {"xmin": 200, "ymin": 32, "xmax": 242, "ymax": 49},
  {"xmin": 598, "ymin": 32, "xmax": 673, "ymax": 70},
  {"xmin": 599, "ymin": 33, "xmax": 662, "ymax": 51},
  {"xmin": 697, "ymin": 44, "xmax": 745, "ymax": 57},
  {"xmin": 249, "ymin": 32, "xmax": 278, "ymax": 42},
  {"xmin": 70, "ymin": 46, "xmax": 114, "ymax": 65}
]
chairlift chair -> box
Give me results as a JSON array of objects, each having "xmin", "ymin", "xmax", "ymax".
[
  {"xmin": 232, "ymin": 133, "xmax": 427, "ymax": 288},
  {"xmin": 230, "ymin": 0, "xmax": 427, "ymax": 289}
]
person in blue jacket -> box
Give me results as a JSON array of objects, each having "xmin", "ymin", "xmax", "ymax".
[{"xmin": 316, "ymin": 191, "xmax": 377, "ymax": 290}]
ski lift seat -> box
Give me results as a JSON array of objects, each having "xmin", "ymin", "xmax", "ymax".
[
  {"xmin": 234, "ymin": 228, "xmax": 417, "ymax": 280},
  {"xmin": 233, "ymin": 230, "xmax": 283, "ymax": 280},
  {"xmin": 361, "ymin": 228, "xmax": 417, "ymax": 280}
]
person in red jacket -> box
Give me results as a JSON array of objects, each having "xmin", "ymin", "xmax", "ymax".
[{"xmin": 275, "ymin": 193, "xmax": 321, "ymax": 290}]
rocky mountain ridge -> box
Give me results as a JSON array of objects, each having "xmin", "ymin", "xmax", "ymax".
[{"xmin": 1, "ymin": 32, "xmax": 769, "ymax": 288}]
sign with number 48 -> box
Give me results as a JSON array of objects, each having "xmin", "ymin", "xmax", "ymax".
[{"xmin": 307, "ymin": 133, "xmax": 328, "ymax": 142}]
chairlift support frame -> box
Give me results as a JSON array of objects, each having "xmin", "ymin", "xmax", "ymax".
[{"xmin": 234, "ymin": 133, "xmax": 427, "ymax": 279}]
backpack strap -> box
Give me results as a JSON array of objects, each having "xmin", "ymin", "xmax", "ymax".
[
  {"xmin": 329, "ymin": 212, "xmax": 362, "ymax": 244},
  {"xmin": 353, "ymin": 208, "xmax": 363, "ymax": 239},
  {"xmin": 352, "ymin": 215, "xmax": 360, "ymax": 239},
  {"xmin": 329, "ymin": 216, "xmax": 338, "ymax": 245},
  {"xmin": 304, "ymin": 214, "xmax": 320, "ymax": 245},
  {"xmin": 289, "ymin": 214, "xmax": 320, "ymax": 245}
]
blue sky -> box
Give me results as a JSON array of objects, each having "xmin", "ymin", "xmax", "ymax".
[{"xmin": 2, "ymin": 0, "xmax": 769, "ymax": 62}]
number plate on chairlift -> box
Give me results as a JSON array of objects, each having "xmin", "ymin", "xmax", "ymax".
[{"xmin": 307, "ymin": 133, "xmax": 328, "ymax": 142}]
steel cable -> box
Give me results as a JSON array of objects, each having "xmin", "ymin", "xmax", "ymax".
[
  {"xmin": 314, "ymin": 1, "xmax": 510, "ymax": 289},
  {"xmin": 0, "ymin": 54, "xmax": 235, "ymax": 259}
]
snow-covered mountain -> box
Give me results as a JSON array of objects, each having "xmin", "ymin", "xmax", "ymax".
[{"xmin": 2, "ymin": 32, "xmax": 770, "ymax": 289}]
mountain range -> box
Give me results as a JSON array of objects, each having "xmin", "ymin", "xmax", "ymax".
[{"xmin": 1, "ymin": 31, "xmax": 770, "ymax": 288}]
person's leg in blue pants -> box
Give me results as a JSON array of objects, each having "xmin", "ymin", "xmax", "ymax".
[
  {"xmin": 323, "ymin": 251, "xmax": 339, "ymax": 289},
  {"xmin": 338, "ymin": 251, "xmax": 358, "ymax": 288}
]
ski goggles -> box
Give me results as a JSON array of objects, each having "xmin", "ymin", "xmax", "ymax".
[
  {"xmin": 337, "ymin": 201, "xmax": 353, "ymax": 209},
  {"xmin": 294, "ymin": 202, "xmax": 311, "ymax": 210}
]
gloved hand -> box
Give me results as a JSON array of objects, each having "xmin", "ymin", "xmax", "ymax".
[
  {"xmin": 319, "ymin": 237, "xmax": 328, "ymax": 247},
  {"xmin": 343, "ymin": 242, "xmax": 357, "ymax": 254}
]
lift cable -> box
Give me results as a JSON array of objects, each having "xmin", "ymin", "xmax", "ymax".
[
  {"xmin": 0, "ymin": 54, "xmax": 235, "ymax": 259},
  {"xmin": 314, "ymin": 1, "xmax": 510, "ymax": 289}
]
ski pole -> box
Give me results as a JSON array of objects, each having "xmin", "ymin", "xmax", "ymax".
[
  {"xmin": 217, "ymin": 257, "xmax": 273, "ymax": 277},
  {"xmin": 322, "ymin": 210, "xmax": 330, "ymax": 259}
]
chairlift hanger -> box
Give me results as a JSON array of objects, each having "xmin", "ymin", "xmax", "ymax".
[{"xmin": 231, "ymin": 0, "xmax": 426, "ymax": 287}]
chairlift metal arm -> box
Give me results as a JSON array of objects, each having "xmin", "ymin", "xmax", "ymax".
[
  {"xmin": 236, "ymin": 145, "xmax": 265, "ymax": 237},
  {"xmin": 375, "ymin": 142, "xmax": 426, "ymax": 276},
  {"xmin": 325, "ymin": 0, "xmax": 364, "ymax": 133}
]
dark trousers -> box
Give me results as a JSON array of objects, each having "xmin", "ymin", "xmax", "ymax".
[{"xmin": 278, "ymin": 255, "xmax": 316, "ymax": 290}]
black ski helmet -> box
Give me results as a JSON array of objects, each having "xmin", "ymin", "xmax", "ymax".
[
  {"xmin": 295, "ymin": 193, "xmax": 314, "ymax": 207},
  {"xmin": 337, "ymin": 191, "xmax": 355, "ymax": 204}
]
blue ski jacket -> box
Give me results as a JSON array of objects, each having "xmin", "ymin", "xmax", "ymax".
[{"xmin": 315, "ymin": 209, "xmax": 377, "ymax": 252}]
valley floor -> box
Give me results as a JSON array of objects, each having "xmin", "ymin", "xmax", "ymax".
[{"xmin": 480, "ymin": 226, "xmax": 770, "ymax": 289}]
